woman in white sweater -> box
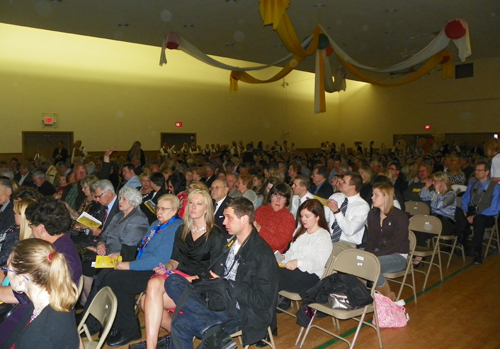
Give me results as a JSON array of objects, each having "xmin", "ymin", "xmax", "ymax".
[{"xmin": 277, "ymin": 199, "xmax": 332, "ymax": 310}]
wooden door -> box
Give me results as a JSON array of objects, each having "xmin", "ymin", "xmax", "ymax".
[{"xmin": 22, "ymin": 132, "xmax": 73, "ymax": 164}]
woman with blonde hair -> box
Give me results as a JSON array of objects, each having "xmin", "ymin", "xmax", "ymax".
[
  {"xmin": 187, "ymin": 180, "xmax": 209, "ymax": 194},
  {"xmin": 365, "ymin": 183, "xmax": 409, "ymax": 301},
  {"xmin": 416, "ymin": 171, "xmax": 457, "ymax": 264},
  {"xmin": 2, "ymin": 239, "xmax": 79, "ymax": 349},
  {"xmin": 447, "ymin": 157, "xmax": 466, "ymax": 185},
  {"xmin": 139, "ymin": 189, "xmax": 225, "ymax": 349},
  {"xmin": 358, "ymin": 166, "xmax": 373, "ymax": 205},
  {"xmin": 0, "ymin": 199, "xmax": 35, "ymax": 270}
]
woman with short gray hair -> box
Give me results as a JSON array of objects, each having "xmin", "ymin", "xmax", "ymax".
[{"xmin": 95, "ymin": 187, "xmax": 149, "ymax": 260}]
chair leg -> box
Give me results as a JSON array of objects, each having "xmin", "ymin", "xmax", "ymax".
[
  {"xmin": 299, "ymin": 310, "xmax": 317, "ymax": 349},
  {"xmin": 446, "ymin": 237, "xmax": 458, "ymax": 269}
]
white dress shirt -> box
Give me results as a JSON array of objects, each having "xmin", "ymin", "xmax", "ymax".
[{"xmin": 325, "ymin": 192, "xmax": 369, "ymax": 245}]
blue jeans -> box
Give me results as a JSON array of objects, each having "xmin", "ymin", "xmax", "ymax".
[
  {"xmin": 165, "ymin": 274, "xmax": 241, "ymax": 349},
  {"xmin": 376, "ymin": 253, "xmax": 407, "ymax": 287}
]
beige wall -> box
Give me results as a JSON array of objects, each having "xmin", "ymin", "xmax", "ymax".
[{"xmin": 1, "ymin": 23, "xmax": 498, "ymax": 157}]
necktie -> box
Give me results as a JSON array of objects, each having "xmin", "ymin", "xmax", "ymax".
[
  {"xmin": 102, "ymin": 206, "xmax": 109, "ymax": 225},
  {"xmin": 331, "ymin": 197, "xmax": 348, "ymax": 242},
  {"xmin": 214, "ymin": 202, "xmax": 218, "ymax": 215}
]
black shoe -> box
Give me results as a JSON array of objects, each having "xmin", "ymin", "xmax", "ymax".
[
  {"xmin": 454, "ymin": 245, "xmax": 463, "ymax": 257},
  {"xmin": 197, "ymin": 326, "xmax": 237, "ymax": 349},
  {"xmin": 276, "ymin": 298, "xmax": 291, "ymax": 313},
  {"xmin": 107, "ymin": 328, "xmax": 142, "ymax": 348},
  {"xmin": 473, "ymin": 254, "xmax": 483, "ymax": 265},
  {"xmin": 255, "ymin": 335, "xmax": 270, "ymax": 348}
]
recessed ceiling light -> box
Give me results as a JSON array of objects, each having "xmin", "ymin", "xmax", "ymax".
[
  {"xmin": 184, "ymin": 24, "xmax": 194, "ymax": 28},
  {"xmin": 118, "ymin": 23, "xmax": 129, "ymax": 27}
]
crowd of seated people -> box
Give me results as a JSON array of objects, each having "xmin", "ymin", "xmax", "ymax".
[{"xmin": 0, "ymin": 137, "xmax": 498, "ymax": 348}]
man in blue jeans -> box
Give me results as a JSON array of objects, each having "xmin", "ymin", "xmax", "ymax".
[
  {"xmin": 165, "ymin": 197, "xmax": 278, "ymax": 349},
  {"xmin": 461, "ymin": 160, "xmax": 500, "ymax": 265}
]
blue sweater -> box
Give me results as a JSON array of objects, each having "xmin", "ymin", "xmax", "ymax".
[{"xmin": 129, "ymin": 218, "xmax": 183, "ymax": 271}]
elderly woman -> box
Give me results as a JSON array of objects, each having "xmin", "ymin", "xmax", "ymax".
[
  {"xmin": 139, "ymin": 173, "xmax": 154, "ymax": 198},
  {"xmin": 91, "ymin": 194, "xmax": 184, "ymax": 347},
  {"xmin": 2, "ymin": 239, "xmax": 79, "ymax": 349},
  {"xmin": 365, "ymin": 183, "xmax": 409, "ymax": 301},
  {"xmin": 254, "ymin": 182, "xmax": 296, "ymax": 253},
  {"xmin": 94, "ymin": 187, "xmax": 149, "ymax": 260},
  {"xmin": 139, "ymin": 189, "xmax": 224, "ymax": 349},
  {"xmin": 236, "ymin": 173, "xmax": 258, "ymax": 207},
  {"xmin": 276, "ymin": 199, "xmax": 332, "ymax": 310}
]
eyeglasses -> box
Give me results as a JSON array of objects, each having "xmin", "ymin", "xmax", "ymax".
[
  {"xmin": 1, "ymin": 267, "xmax": 29, "ymax": 281},
  {"xmin": 271, "ymin": 194, "xmax": 286, "ymax": 201},
  {"xmin": 94, "ymin": 192, "xmax": 105, "ymax": 199}
]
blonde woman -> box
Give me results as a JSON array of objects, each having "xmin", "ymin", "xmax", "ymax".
[
  {"xmin": 366, "ymin": 183, "xmax": 409, "ymax": 301},
  {"xmin": 2, "ymin": 239, "xmax": 79, "ymax": 349},
  {"xmin": 140, "ymin": 189, "xmax": 225, "ymax": 349},
  {"xmin": 0, "ymin": 199, "xmax": 35, "ymax": 270}
]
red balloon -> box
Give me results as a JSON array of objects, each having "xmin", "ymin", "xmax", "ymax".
[{"xmin": 445, "ymin": 20, "xmax": 466, "ymax": 40}]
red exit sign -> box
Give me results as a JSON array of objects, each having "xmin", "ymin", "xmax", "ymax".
[{"xmin": 175, "ymin": 122, "xmax": 182, "ymax": 127}]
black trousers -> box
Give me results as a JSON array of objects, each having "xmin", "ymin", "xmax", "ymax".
[
  {"xmin": 471, "ymin": 214, "xmax": 496, "ymax": 255},
  {"xmin": 278, "ymin": 268, "xmax": 319, "ymax": 294},
  {"xmin": 100, "ymin": 270, "xmax": 155, "ymax": 331}
]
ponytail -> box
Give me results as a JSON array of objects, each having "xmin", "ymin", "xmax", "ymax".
[{"xmin": 8, "ymin": 239, "xmax": 78, "ymax": 312}]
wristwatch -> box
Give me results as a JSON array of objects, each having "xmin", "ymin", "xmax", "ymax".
[{"xmin": 333, "ymin": 209, "xmax": 341, "ymax": 214}]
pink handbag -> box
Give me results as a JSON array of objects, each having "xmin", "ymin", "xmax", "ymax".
[{"xmin": 373, "ymin": 292, "xmax": 409, "ymax": 328}]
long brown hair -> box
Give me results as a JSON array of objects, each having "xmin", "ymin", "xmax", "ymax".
[{"xmin": 293, "ymin": 199, "xmax": 329, "ymax": 242}]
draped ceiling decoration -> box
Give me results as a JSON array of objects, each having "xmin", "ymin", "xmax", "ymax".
[{"xmin": 160, "ymin": 0, "xmax": 471, "ymax": 113}]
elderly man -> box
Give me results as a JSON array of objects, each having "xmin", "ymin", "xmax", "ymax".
[
  {"xmin": 14, "ymin": 163, "xmax": 34, "ymax": 187},
  {"xmin": 326, "ymin": 172, "xmax": 370, "ymax": 259},
  {"xmin": 309, "ymin": 166, "xmax": 334, "ymax": 200},
  {"xmin": 71, "ymin": 140, "xmax": 88, "ymax": 164},
  {"xmin": 165, "ymin": 197, "xmax": 278, "ymax": 349},
  {"xmin": 210, "ymin": 179, "xmax": 230, "ymax": 239},
  {"xmin": 226, "ymin": 173, "xmax": 242, "ymax": 199},
  {"xmin": 61, "ymin": 164, "xmax": 88, "ymax": 210},
  {"xmin": 91, "ymin": 179, "xmax": 120, "ymax": 236},
  {"xmin": 32, "ymin": 171, "xmax": 56, "ymax": 196}
]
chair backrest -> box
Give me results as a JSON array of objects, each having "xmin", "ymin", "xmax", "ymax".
[
  {"xmin": 451, "ymin": 184, "xmax": 467, "ymax": 194},
  {"xmin": 409, "ymin": 214, "xmax": 442, "ymax": 236},
  {"xmin": 408, "ymin": 230, "xmax": 417, "ymax": 256},
  {"xmin": 332, "ymin": 249, "xmax": 381, "ymax": 284},
  {"xmin": 405, "ymin": 201, "xmax": 430, "ymax": 216},
  {"xmin": 322, "ymin": 243, "xmax": 337, "ymax": 278},
  {"xmin": 78, "ymin": 286, "xmax": 118, "ymax": 349}
]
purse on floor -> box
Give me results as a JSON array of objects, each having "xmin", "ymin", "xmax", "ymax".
[{"xmin": 373, "ymin": 292, "xmax": 409, "ymax": 328}]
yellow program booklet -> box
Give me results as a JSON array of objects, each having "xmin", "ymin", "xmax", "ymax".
[
  {"xmin": 94, "ymin": 255, "xmax": 122, "ymax": 268},
  {"xmin": 76, "ymin": 212, "xmax": 102, "ymax": 229}
]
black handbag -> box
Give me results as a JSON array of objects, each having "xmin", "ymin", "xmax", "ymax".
[{"xmin": 192, "ymin": 277, "xmax": 236, "ymax": 312}]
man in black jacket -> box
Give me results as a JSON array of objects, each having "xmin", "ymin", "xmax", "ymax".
[{"xmin": 165, "ymin": 197, "xmax": 278, "ymax": 349}]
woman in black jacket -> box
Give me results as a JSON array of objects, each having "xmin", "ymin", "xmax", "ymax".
[{"xmin": 365, "ymin": 183, "xmax": 409, "ymax": 301}]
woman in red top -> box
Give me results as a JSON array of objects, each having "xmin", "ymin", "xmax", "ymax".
[{"xmin": 254, "ymin": 182, "xmax": 295, "ymax": 253}]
